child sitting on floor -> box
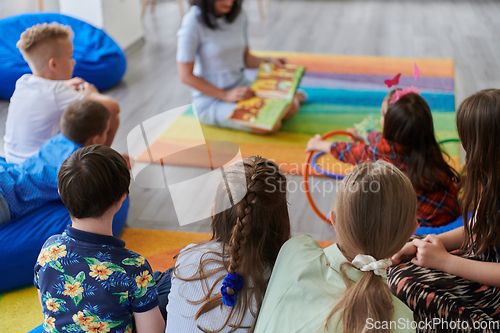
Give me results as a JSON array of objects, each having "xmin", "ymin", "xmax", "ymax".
[
  {"xmin": 253, "ymin": 161, "xmax": 418, "ymax": 333},
  {"xmin": 4, "ymin": 22, "xmax": 120, "ymax": 163},
  {"xmin": 306, "ymin": 89, "xmax": 460, "ymax": 228},
  {"xmin": 390, "ymin": 89, "xmax": 500, "ymax": 332},
  {"xmin": 34, "ymin": 145, "xmax": 164, "ymax": 333},
  {"xmin": 0, "ymin": 99, "xmax": 128, "ymax": 226},
  {"xmin": 166, "ymin": 156, "xmax": 291, "ymax": 332}
]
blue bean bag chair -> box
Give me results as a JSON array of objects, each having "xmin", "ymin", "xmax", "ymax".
[
  {"xmin": 0, "ymin": 197, "xmax": 129, "ymax": 292},
  {"xmin": 0, "ymin": 13, "xmax": 127, "ymax": 100}
]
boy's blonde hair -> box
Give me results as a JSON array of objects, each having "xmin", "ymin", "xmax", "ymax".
[
  {"xmin": 17, "ymin": 22, "xmax": 73, "ymax": 71},
  {"xmin": 326, "ymin": 160, "xmax": 417, "ymax": 333}
]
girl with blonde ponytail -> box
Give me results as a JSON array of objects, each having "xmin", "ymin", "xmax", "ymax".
[
  {"xmin": 253, "ymin": 160, "xmax": 418, "ymax": 333},
  {"xmin": 166, "ymin": 156, "xmax": 291, "ymax": 333}
]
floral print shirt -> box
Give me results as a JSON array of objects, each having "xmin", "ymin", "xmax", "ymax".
[{"xmin": 34, "ymin": 226, "xmax": 158, "ymax": 333}]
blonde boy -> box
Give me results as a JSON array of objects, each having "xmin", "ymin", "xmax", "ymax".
[{"xmin": 4, "ymin": 22, "xmax": 120, "ymax": 163}]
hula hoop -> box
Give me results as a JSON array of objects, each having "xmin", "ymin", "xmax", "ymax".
[
  {"xmin": 303, "ymin": 130, "xmax": 356, "ymax": 223},
  {"xmin": 438, "ymin": 138, "xmax": 461, "ymax": 144},
  {"xmin": 311, "ymin": 153, "xmax": 346, "ymax": 180},
  {"xmin": 304, "ymin": 133, "xmax": 462, "ymax": 224},
  {"xmin": 311, "ymin": 138, "xmax": 461, "ymax": 178}
]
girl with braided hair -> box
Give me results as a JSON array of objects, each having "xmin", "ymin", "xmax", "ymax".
[
  {"xmin": 254, "ymin": 160, "xmax": 418, "ymax": 333},
  {"xmin": 166, "ymin": 156, "xmax": 291, "ymax": 333}
]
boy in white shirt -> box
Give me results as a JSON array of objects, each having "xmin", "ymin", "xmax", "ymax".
[{"xmin": 4, "ymin": 22, "xmax": 120, "ymax": 164}]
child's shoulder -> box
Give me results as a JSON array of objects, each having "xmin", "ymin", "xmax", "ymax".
[
  {"xmin": 176, "ymin": 242, "xmax": 222, "ymax": 263},
  {"xmin": 36, "ymin": 133, "xmax": 81, "ymax": 159},
  {"xmin": 183, "ymin": 5, "xmax": 203, "ymax": 26},
  {"xmin": 282, "ymin": 234, "xmax": 323, "ymax": 254},
  {"xmin": 39, "ymin": 233, "xmax": 67, "ymax": 251},
  {"xmin": 120, "ymin": 248, "xmax": 150, "ymax": 268},
  {"xmin": 70, "ymin": 246, "xmax": 153, "ymax": 281},
  {"xmin": 15, "ymin": 74, "xmax": 61, "ymax": 90},
  {"xmin": 46, "ymin": 230, "xmax": 152, "ymax": 273},
  {"xmin": 36, "ymin": 233, "xmax": 71, "ymax": 270},
  {"xmin": 84, "ymin": 244, "xmax": 150, "ymax": 268},
  {"xmin": 367, "ymin": 131, "xmax": 383, "ymax": 142},
  {"xmin": 273, "ymin": 235, "xmax": 326, "ymax": 270},
  {"xmin": 12, "ymin": 75, "xmax": 74, "ymax": 103}
]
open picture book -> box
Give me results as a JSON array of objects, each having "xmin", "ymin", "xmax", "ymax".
[{"xmin": 228, "ymin": 63, "xmax": 306, "ymax": 130}]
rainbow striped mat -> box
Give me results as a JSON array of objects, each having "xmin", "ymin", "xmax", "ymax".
[
  {"xmin": 0, "ymin": 228, "xmax": 333, "ymax": 333},
  {"xmin": 139, "ymin": 52, "xmax": 459, "ymax": 175}
]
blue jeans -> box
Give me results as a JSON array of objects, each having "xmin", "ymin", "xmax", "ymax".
[
  {"xmin": 0, "ymin": 192, "xmax": 11, "ymax": 226},
  {"xmin": 154, "ymin": 267, "xmax": 173, "ymax": 322}
]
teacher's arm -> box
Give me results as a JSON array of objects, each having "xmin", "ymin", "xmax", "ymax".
[
  {"xmin": 244, "ymin": 47, "xmax": 287, "ymax": 69},
  {"xmin": 178, "ymin": 62, "xmax": 254, "ymax": 103}
]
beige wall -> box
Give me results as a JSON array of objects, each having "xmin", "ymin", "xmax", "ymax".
[
  {"xmin": 0, "ymin": 0, "xmax": 60, "ymax": 19},
  {"xmin": 59, "ymin": 0, "xmax": 144, "ymax": 50},
  {"xmin": 0, "ymin": 0, "xmax": 143, "ymax": 50}
]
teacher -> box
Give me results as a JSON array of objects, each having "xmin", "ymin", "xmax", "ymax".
[{"xmin": 177, "ymin": 0, "xmax": 303, "ymax": 134}]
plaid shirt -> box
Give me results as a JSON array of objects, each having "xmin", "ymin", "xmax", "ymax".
[{"xmin": 330, "ymin": 132, "xmax": 460, "ymax": 227}]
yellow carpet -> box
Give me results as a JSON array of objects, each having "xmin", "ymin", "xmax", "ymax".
[
  {"xmin": 0, "ymin": 228, "xmax": 333, "ymax": 332},
  {"xmin": 0, "ymin": 229, "xmax": 210, "ymax": 333},
  {"xmin": 0, "ymin": 286, "xmax": 43, "ymax": 333}
]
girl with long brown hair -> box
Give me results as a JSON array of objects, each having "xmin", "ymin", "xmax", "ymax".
[
  {"xmin": 307, "ymin": 90, "xmax": 460, "ymax": 228},
  {"xmin": 390, "ymin": 89, "xmax": 500, "ymax": 332},
  {"xmin": 254, "ymin": 160, "xmax": 418, "ymax": 333},
  {"xmin": 166, "ymin": 156, "xmax": 291, "ymax": 332}
]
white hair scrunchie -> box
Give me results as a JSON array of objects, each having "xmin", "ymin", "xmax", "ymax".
[{"xmin": 351, "ymin": 254, "xmax": 392, "ymax": 279}]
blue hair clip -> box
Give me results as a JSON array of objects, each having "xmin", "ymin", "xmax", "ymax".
[{"xmin": 221, "ymin": 273, "xmax": 244, "ymax": 307}]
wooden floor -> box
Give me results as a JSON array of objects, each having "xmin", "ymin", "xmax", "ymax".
[{"xmin": 0, "ymin": 0, "xmax": 499, "ymax": 241}]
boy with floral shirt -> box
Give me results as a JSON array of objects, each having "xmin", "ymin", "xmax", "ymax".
[{"xmin": 34, "ymin": 145, "xmax": 164, "ymax": 333}]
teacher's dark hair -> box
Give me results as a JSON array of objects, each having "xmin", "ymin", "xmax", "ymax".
[{"xmin": 190, "ymin": 0, "xmax": 243, "ymax": 30}]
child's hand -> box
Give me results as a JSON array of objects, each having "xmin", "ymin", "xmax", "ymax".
[
  {"xmin": 391, "ymin": 242, "xmax": 417, "ymax": 265},
  {"xmin": 64, "ymin": 77, "xmax": 85, "ymax": 91},
  {"xmin": 81, "ymin": 82, "xmax": 99, "ymax": 98},
  {"xmin": 411, "ymin": 235, "xmax": 451, "ymax": 271},
  {"xmin": 346, "ymin": 128, "xmax": 363, "ymax": 142},
  {"xmin": 225, "ymin": 86, "xmax": 255, "ymax": 103},
  {"xmin": 306, "ymin": 134, "xmax": 332, "ymax": 154}
]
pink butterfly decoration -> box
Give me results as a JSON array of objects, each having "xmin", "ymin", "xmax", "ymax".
[
  {"xmin": 414, "ymin": 62, "xmax": 420, "ymax": 81},
  {"xmin": 384, "ymin": 73, "xmax": 401, "ymax": 88},
  {"xmin": 389, "ymin": 86, "xmax": 421, "ymax": 104}
]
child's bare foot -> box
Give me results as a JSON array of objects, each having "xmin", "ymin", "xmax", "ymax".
[{"xmin": 296, "ymin": 90, "xmax": 307, "ymax": 104}]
